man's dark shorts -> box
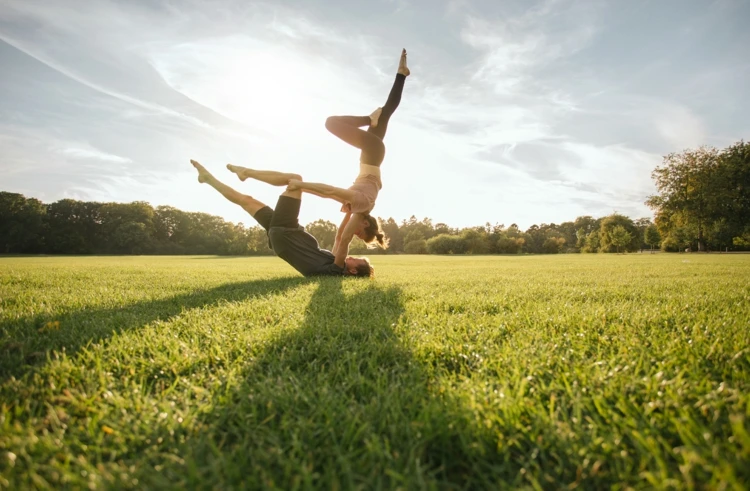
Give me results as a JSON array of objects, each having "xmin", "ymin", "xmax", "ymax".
[{"xmin": 253, "ymin": 195, "xmax": 301, "ymax": 231}]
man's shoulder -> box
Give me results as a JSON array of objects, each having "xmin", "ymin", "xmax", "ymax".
[{"xmin": 306, "ymin": 263, "xmax": 345, "ymax": 277}]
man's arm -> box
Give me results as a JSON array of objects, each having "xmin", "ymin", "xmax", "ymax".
[
  {"xmin": 288, "ymin": 179, "xmax": 356, "ymax": 205},
  {"xmin": 333, "ymin": 214, "xmax": 362, "ymax": 268}
]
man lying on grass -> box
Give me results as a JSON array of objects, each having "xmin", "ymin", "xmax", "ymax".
[{"xmin": 191, "ymin": 159, "xmax": 373, "ymax": 278}]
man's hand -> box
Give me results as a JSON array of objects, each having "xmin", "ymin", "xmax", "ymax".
[{"xmin": 287, "ymin": 179, "xmax": 302, "ymax": 191}]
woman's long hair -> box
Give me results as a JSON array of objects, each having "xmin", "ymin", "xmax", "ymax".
[{"xmin": 361, "ymin": 214, "xmax": 389, "ymax": 249}]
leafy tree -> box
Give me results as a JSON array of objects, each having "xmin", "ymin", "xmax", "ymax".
[
  {"xmin": 599, "ymin": 214, "xmax": 639, "ymax": 253},
  {"xmin": 645, "ymin": 225, "xmax": 661, "ymax": 253},
  {"xmin": 573, "ymin": 216, "xmax": 599, "ymax": 235},
  {"xmin": 380, "ymin": 218, "xmax": 403, "ymax": 253},
  {"xmin": 557, "ymin": 221, "xmax": 577, "ymax": 252},
  {"xmin": 582, "ymin": 230, "xmax": 600, "ymax": 253},
  {"xmin": 305, "ymin": 219, "xmax": 337, "ymax": 251},
  {"xmin": 646, "ymin": 145, "xmax": 731, "ymax": 251},
  {"xmin": 154, "ymin": 205, "xmax": 193, "ymax": 252},
  {"xmin": 246, "ymin": 226, "xmax": 273, "ymax": 255},
  {"xmin": 0, "ymin": 192, "xmax": 46, "ymax": 253},
  {"xmin": 633, "ymin": 218, "xmax": 652, "ymax": 251},
  {"xmin": 400, "ymin": 216, "xmax": 435, "ymax": 246},
  {"xmin": 705, "ymin": 218, "xmax": 734, "ymax": 252},
  {"xmin": 496, "ymin": 235, "xmax": 523, "ymax": 254},
  {"xmin": 461, "ymin": 228, "xmax": 489, "ymax": 254},
  {"xmin": 524, "ymin": 225, "xmax": 545, "ymax": 254},
  {"xmin": 575, "ymin": 228, "xmax": 587, "ymax": 250},
  {"xmin": 609, "ymin": 225, "xmax": 632, "ymax": 254},
  {"xmin": 733, "ymin": 234, "xmax": 750, "ymax": 249},
  {"xmin": 403, "ymin": 229, "xmax": 427, "ymax": 254},
  {"xmin": 433, "ymin": 222, "xmax": 455, "ymax": 237},
  {"xmin": 99, "ymin": 202, "xmax": 156, "ymax": 253},
  {"xmin": 346, "ymin": 237, "xmax": 369, "ymax": 254},
  {"xmin": 404, "ymin": 239, "xmax": 427, "ymax": 254},
  {"xmin": 113, "ymin": 222, "xmax": 151, "ymax": 254},
  {"xmin": 45, "ymin": 199, "xmax": 102, "ymax": 254},
  {"xmin": 426, "ymin": 234, "xmax": 465, "ymax": 254},
  {"xmin": 714, "ymin": 141, "xmax": 750, "ymax": 248},
  {"xmin": 542, "ymin": 237, "xmax": 565, "ymax": 254}
]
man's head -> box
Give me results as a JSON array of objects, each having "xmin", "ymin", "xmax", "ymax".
[{"xmin": 344, "ymin": 256, "xmax": 374, "ymax": 278}]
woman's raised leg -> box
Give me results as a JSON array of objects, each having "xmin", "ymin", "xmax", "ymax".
[
  {"xmin": 324, "ymin": 115, "xmax": 384, "ymax": 153},
  {"xmin": 367, "ymin": 49, "xmax": 409, "ymax": 141}
]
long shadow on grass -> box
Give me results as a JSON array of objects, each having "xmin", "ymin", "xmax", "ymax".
[
  {"xmin": 0, "ymin": 276, "xmax": 309, "ymax": 382},
  {"xmin": 135, "ymin": 278, "xmax": 419, "ymax": 488},
  {"xmin": 133, "ymin": 278, "xmax": 513, "ymax": 489}
]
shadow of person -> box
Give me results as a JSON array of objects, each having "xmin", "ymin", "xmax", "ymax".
[
  {"xmin": 133, "ymin": 277, "xmax": 459, "ymax": 488},
  {"xmin": 0, "ymin": 276, "xmax": 310, "ymax": 383}
]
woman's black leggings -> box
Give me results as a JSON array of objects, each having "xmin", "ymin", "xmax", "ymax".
[{"xmin": 324, "ymin": 73, "xmax": 406, "ymax": 167}]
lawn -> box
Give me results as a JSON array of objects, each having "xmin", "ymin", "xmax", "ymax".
[{"xmin": 1, "ymin": 254, "xmax": 748, "ymax": 489}]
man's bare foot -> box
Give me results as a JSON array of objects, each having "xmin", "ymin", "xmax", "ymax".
[
  {"xmin": 397, "ymin": 48, "xmax": 410, "ymax": 76},
  {"xmin": 226, "ymin": 164, "xmax": 252, "ymax": 181},
  {"xmin": 287, "ymin": 178, "xmax": 303, "ymax": 191},
  {"xmin": 369, "ymin": 107, "xmax": 383, "ymax": 128},
  {"xmin": 191, "ymin": 159, "xmax": 213, "ymax": 183}
]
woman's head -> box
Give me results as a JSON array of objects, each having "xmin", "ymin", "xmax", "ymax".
[{"xmin": 357, "ymin": 214, "xmax": 389, "ymax": 249}]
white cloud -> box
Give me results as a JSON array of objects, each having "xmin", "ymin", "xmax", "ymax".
[{"xmin": 59, "ymin": 146, "xmax": 132, "ymax": 164}]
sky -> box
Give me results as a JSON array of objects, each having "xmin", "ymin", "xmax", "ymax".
[{"xmin": 1, "ymin": 0, "xmax": 748, "ymax": 230}]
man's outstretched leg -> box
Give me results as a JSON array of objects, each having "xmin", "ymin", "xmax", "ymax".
[{"xmin": 191, "ymin": 160, "xmax": 267, "ymax": 217}]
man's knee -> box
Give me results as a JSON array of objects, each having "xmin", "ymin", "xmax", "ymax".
[{"xmin": 239, "ymin": 196, "xmax": 264, "ymax": 215}]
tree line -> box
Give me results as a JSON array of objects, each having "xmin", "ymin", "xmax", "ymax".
[
  {"xmin": 0, "ymin": 192, "xmax": 674, "ymax": 256},
  {"xmin": 0, "ymin": 196, "xmax": 274, "ymax": 256},
  {"xmin": 2, "ymin": 141, "xmax": 747, "ymax": 256}
]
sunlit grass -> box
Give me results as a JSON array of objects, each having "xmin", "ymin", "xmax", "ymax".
[{"xmin": 1, "ymin": 254, "xmax": 748, "ymax": 489}]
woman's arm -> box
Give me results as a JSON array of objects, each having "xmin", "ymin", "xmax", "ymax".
[
  {"xmin": 288, "ymin": 179, "xmax": 356, "ymax": 205},
  {"xmin": 333, "ymin": 215, "xmax": 362, "ymax": 269},
  {"xmin": 332, "ymin": 212, "xmax": 352, "ymax": 256}
]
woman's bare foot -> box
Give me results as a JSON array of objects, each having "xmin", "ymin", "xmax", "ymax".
[
  {"xmin": 369, "ymin": 107, "xmax": 383, "ymax": 128},
  {"xmin": 226, "ymin": 164, "xmax": 252, "ymax": 181},
  {"xmin": 397, "ymin": 48, "xmax": 410, "ymax": 76},
  {"xmin": 191, "ymin": 159, "xmax": 213, "ymax": 183}
]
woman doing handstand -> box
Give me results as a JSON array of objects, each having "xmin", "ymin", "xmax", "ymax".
[{"xmin": 282, "ymin": 49, "xmax": 410, "ymax": 253}]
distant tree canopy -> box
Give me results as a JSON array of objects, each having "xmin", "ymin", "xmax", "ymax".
[
  {"xmin": 0, "ymin": 191, "xmax": 659, "ymax": 256},
  {"xmin": 2, "ymin": 140, "xmax": 747, "ymax": 256},
  {"xmin": 646, "ymin": 140, "xmax": 750, "ymax": 252},
  {"xmin": 0, "ymin": 193, "xmax": 273, "ymax": 256}
]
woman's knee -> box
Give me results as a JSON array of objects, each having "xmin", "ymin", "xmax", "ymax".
[{"xmin": 289, "ymin": 173, "xmax": 302, "ymax": 182}]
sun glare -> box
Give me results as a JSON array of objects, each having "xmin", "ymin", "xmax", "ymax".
[
  {"xmin": 150, "ymin": 37, "xmax": 364, "ymax": 147},
  {"xmin": 217, "ymin": 51, "xmax": 322, "ymax": 129}
]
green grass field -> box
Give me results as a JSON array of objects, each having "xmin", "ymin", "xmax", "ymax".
[{"xmin": 1, "ymin": 254, "xmax": 748, "ymax": 489}]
